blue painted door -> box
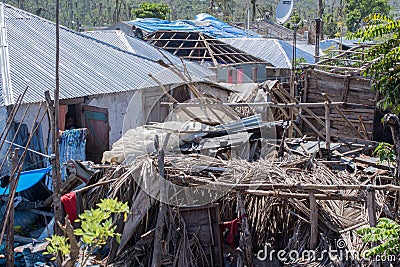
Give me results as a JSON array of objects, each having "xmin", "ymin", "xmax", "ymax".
[{"xmin": 82, "ymin": 105, "xmax": 109, "ymax": 163}]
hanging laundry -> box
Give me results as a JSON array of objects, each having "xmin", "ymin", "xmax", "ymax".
[
  {"xmin": 220, "ymin": 214, "xmax": 247, "ymax": 249},
  {"xmin": 61, "ymin": 191, "xmax": 78, "ymax": 222},
  {"xmin": 59, "ymin": 128, "xmax": 87, "ymax": 180}
]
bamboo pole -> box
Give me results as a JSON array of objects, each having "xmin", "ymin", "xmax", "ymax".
[
  {"xmin": 309, "ymin": 192, "xmax": 319, "ymax": 250},
  {"xmin": 6, "ymin": 148, "xmax": 19, "ymax": 266}
]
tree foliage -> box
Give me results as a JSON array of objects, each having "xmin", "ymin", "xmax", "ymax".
[
  {"xmin": 353, "ymin": 13, "xmax": 400, "ymax": 113},
  {"xmin": 132, "ymin": 2, "xmax": 171, "ymax": 20},
  {"xmin": 345, "ymin": 0, "xmax": 391, "ymax": 32},
  {"xmin": 357, "ymin": 218, "xmax": 400, "ymax": 258}
]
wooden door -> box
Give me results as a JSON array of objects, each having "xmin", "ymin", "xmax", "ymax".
[{"xmin": 82, "ymin": 105, "xmax": 109, "ymax": 163}]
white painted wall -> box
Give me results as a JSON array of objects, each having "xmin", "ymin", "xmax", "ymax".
[
  {"xmin": 88, "ymin": 90, "xmax": 140, "ymax": 145},
  {"xmin": 7, "ymin": 83, "xmax": 232, "ymax": 160}
]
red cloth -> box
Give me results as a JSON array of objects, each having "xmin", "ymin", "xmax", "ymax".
[
  {"xmin": 220, "ymin": 214, "xmax": 248, "ymax": 249},
  {"xmin": 61, "ymin": 192, "xmax": 78, "ymax": 222},
  {"xmin": 222, "ymin": 218, "xmax": 239, "ymax": 248}
]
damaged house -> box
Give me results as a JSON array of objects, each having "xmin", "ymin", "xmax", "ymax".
[{"xmin": 0, "ymin": 3, "xmax": 230, "ymax": 170}]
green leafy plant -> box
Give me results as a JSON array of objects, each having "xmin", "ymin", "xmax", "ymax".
[
  {"xmin": 374, "ymin": 142, "xmax": 395, "ymax": 165},
  {"xmin": 352, "ymin": 14, "xmax": 400, "ymax": 114},
  {"xmin": 44, "ymin": 198, "xmax": 129, "ymax": 265},
  {"xmin": 357, "ymin": 218, "xmax": 400, "ymax": 258},
  {"xmin": 43, "ymin": 235, "xmax": 70, "ymax": 261}
]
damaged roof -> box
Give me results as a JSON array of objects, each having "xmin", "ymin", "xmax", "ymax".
[
  {"xmin": 83, "ymin": 30, "xmax": 216, "ymax": 79},
  {"xmin": 146, "ymin": 31, "xmax": 273, "ymax": 68},
  {"xmin": 0, "ymin": 3, "xmax": 209, "ymax": 106}
]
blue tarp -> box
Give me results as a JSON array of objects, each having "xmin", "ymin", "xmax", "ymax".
[
  {"xmin": 128, "ymin": 13, "xmax": 261, "ymax": 39},
  {"xmin": 0, "ymin": 167, "xmax": 51, "ymax": 195}
]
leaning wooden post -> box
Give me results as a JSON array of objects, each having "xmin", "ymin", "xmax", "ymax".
[
  {"xmin": 45, "ymin": 91, "xmax": 63, "ymax": 236},
  {"xmin": 236, "ymin": 191, "xmax": 253, "ymax": 267},
  {"xmin": 151, "ymin": 135, "xmax": 167, "ymax": 267},
  {"xmin": 6, "ymin": 148, "xmax": 19, "ymax": 267},
  {"xmin": 323, "ymin": 95, "xmax": 331, "ymax": 160},
  {"xmin": 367, "ymin": 188, "xmax": 378, "ymax": 267},
  {"xmin": 367, "ymin": 189, "xmax": 377, "ymax": 227},
  {"xmin": 309, "ymin": 192, "xmax": 319, "ymax": 250}
]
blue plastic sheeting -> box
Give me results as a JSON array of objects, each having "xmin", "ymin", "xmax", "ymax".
[
  {"xmin": 128, "ymin": 13, "xmax": 261, "ymax": 39},
  {"xmin": 0, "ymin": 167, "xmax": 51, "ymax": 195}
]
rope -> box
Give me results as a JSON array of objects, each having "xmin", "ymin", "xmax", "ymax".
[{"xmin": 4, "ymin": 140, "xmax": 51, "ymax": 158}]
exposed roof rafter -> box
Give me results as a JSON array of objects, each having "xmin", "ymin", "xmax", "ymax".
[{"xmin": 146, "ymin": 30, "xmax": 271, "ymax": 68}]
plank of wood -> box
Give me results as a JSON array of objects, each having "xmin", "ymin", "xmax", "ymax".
[{"xmin": 309, "ymin": 192, "xmax": 319, "ymax": 250}]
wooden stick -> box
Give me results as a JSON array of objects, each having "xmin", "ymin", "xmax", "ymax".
[
  {"xmin": 6, "ymin": 149, "xmax": 19, "ymax": 266},
  {"xmin": 303, "ymin": 63, "xmax": 364, "ymax": 71},
  {"xmin": 236, "ymin": 191, "xmax": 253, "ymax": 266},
  {"xmin": 190, "ymin": 178, "xmax": 400, "ymax": 192},
  {"xmin": 246, "ymin": 190, "xmax": 362, "ymax": 201},
  {"xmin": 269, "ymin": 93, "xmax": 303, "ymax": 136},
  {"xmin": 57, "ymin": 215, "xmax": 79, "ymax": 266},
  {"xmin": 358, "ymin": 115, "xmax": 370, "ymax": 140},
  {"xmin": 74, "ymin": 178, "xmax": 117, "ymax": 193},
  {"xmin": 0, "ymin": 106, "xmax": 46, "ymax": 247},
  {"xmin": 161, "ymin": 101, "xmax": 346, "ymax": 108},
  {"xmin": 367, "ymin": 190, "xmax": 377, "ymax": 227},
  {"xmin": 322, "ymin": 93, "xmax": 366, "ymax": 140},
  {"xmin": 309, "ymin": 192, "xmax": 319, "ymax": 250},
  {"xmin": 151, "ymin": 135, "xmax": 167, "ymax": 267},
  {"xmin": 273, "ymin": 86, "xmax": 338, "ymax": 137},
  {"xmin": 0, "ymin": 86, "xmax": 28, "ymax": 151},
  {"xmin": 324, "ymin": 100, "xmax": 331, "ymax": 159},
  {"xmin": 0, "ymin": 104, "xmax": 31, "ymax": 172}
]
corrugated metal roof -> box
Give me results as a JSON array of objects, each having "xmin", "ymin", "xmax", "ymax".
[
  {"xmin": 0, "ymin": 3, "xmax": 207, "ymax": 106},
  {"xmin": 220, "ymin": 38, "xmax": 316, "ymax": 69},
  {"xmin": 83, "ymin": 30, "xmax": 216, "ymax": 79}
]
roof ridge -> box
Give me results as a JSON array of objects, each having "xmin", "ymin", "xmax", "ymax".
[
  {"xmin": 115, "ymin": 30, "xmax": 136, "ymax": 53},
  {"xmin": 274, "ymin": 39, "xmax": 292, "ymax": 68},
  {"xmin": 1, "ymin": 3, "xmax": 170, "ymax": 67}
]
